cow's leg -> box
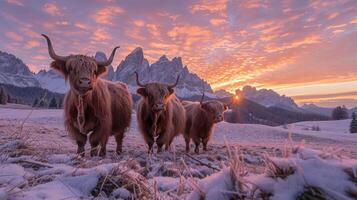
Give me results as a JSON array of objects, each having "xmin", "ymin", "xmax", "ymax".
[
  {"xmin": 192, "ymin": 134, "xmax": 201, "ymax": 154},
  {"xmin": 114, "ymin": 130, "xmax": 125, "ymax": 155},
  {"xmin": 156, "ymin": 132, "xmax": 165, "ymax": 153},
  {"xmin": 184, "ymin": 136, "xmax": 190, "ymax": 153},
  {"xmin": 99, "ymin": 134, "xmax": 109, "ymax": 157},
  {"xmin": 89, "ymin": 133, "xmax": 100, "ymax": 157},
  {"xmin": 67, "ymin": 124, "xmax": 87, "ymax": 157},
  {"xmin": 145, "ymin": 136, "xmax": 154, "ymax": 154},
  {"xmin": 76, "ymin": 134, "xmax": 87, "ymax": 157},
  {"xmin": 203, "ymin": 137, "xmax": 209, "ymax": 151},
  {"xmin": 89, "ymin": 130, "xmax": 108, "ymax": 157}
]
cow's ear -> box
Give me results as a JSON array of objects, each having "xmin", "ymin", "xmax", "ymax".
[
  {"xmin": 96, "ymin": 66, "xmax": 107, "ymax": 76},
  {"xmin": 224, "ymin": 104, "xmax": 228, "ymax": 111},
  {"xmin": 51, "ymin": 61, "xmax": 68, "ymax": 78},
  {"xmin": 168, "ymin": 87, "xmax": 174, "ymax": 95},
  {"xmin": 201, "ymin": 102, "xmax": 208, "ymax": 110},
  {"xmin": 137, "ymin": 88, "xmax": 147, "ymax": 96}
]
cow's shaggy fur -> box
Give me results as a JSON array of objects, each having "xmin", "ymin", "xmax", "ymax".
[
  {"xmin": 63, "ymin": 76, "xmax": 132, "ymax": 157},
  {"xmin": 43, "ymin": 34, "xmax": 132, "ymax": 157},
  {"xmin": 183, "ymin": 100, "xmax": 227, "ymax": 154},
  {"xmin": 136, "ymin": 83, "xmax": 185, "ymax": 153}
]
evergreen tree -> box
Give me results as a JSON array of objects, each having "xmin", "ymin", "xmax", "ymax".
[
  {"xmin": 49, "ymin": 97, "xmax": 57, "ymax": 109},
  {"xmin": 0, "ymin": 86, "xmax": 7, "ymax": 104},
  {"xmin": 350, "ymin": 112, "xmax": 357, "ymax": 133},
  {"xmin": 39, "ymin": 100, "xmax": 46, "ymax": 108},
  {"xmin": 332, "ymin": 106, "xmax": 348, "ymax": 120},
  {"xmin": 32, "ymin": 98, "xmax": 39, "ymax": 107}
]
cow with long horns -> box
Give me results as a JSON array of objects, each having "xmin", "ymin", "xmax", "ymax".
[
  {"xmin": 182, "ymin": 93, "xmax": 228, "ymax": 154},
  {"xmin": 135, "ymin": 72, "xmax": 185, "ymax": 153},
  {"xmin": 41, "ymin": 34, "xmax": 132, "ymax": 157}
]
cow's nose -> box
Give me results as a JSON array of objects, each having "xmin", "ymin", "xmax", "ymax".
[
  {"xmin": 152, "ymin": 104, "xmax": 165, "ymax": 112},
  {"xmin": 215, "ymin": 115, "xmax": 223, "ymax": 122},
  {"xmin": 78, "ymin": 78, "xmax": 91, "ymax": 87}
]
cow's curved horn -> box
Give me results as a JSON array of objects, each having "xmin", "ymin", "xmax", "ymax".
[
  {"xmin": 41, "ymin": 34, "xmax": 68, "ymax": 62},
  {"xmin": 200, "ymin": 92, "xmax": 205, "ymax": 105},
  {"xmin": 168, "ymin": 75, "xmax": 180, "ymax": 88},
  {"xmin": 96, "ymin": 46, "xmax": 120, "ymax": 67},
  {"xmin": 135, "ymin": 72, "xmax": 146, "ymax": 87}
]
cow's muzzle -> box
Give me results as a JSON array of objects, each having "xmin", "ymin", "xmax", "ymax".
[{"xmin": 152, "ymin": 103, "xmax": 165, "ymax": 113}]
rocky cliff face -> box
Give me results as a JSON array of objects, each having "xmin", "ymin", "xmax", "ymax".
[
  {"xmin": 114, "ymin": 48, "xmax": 213, "ymax": 97},
  {"xmin": 0, "ymin": 51, "xmax": 40, "ymax": 87},
  {"xmin": 238, "ymin": 85, "xmax": 303, "ymax": 112},
  {"xmin": 1, "ymin": 49, "xmax": 215, "ymax": 98}
]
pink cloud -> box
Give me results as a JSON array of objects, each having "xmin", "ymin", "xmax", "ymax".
[
  {"xmin": 190, "ymin": 0, "xmax": 227, "ymax": 14},
  {"xmin": 146, "ymin": 24, "xmax": 161, "ymax": 37},
  {"xmin": 6, "ymin": 0, "xmax": 24, "ymax": 6},
  {"xmin": 91, "ymin": 28, "xmax": 112, "ymax": 41},
  {"xmin": 25, "ymin": 40, "xmax": 40, "ymax": 49},
  {"xmin": 209, "ymin": 18, "xmax": 226, "ymax": 26},
  {"xmin": 42, "ymin": 3, "xmax": 62, "ymax": 16},
  {"xmin": 5, "ymin": 31, "xmax": 23, "ymax": 41},
  {"xmin": 92, "ymin": 6, "xmax": 124, "ymax": 25}
]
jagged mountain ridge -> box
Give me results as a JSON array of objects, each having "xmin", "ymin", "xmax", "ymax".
[
  {"xmin": 237, "ymin": 85, "xmax": 303, "ymax": 112},
  {"xmin": 0, "ymin": 51, "xmax": 40, "ymax": 88},
  {"xmin": 35, "ymin": 47, "xmax": 213, "ymax": 97}
]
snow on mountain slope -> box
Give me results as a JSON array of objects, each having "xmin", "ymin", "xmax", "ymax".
[
  {"xmin": 0, "ymin": 51, "xmax": 40, "ymax": 87},
  {"xmin": 115, "ymin": 48, "xmax": 213, "ymax": 98},
  {"xmin": 34, "ymin": 51, "xmax": 114, "ymax": 94},
  {"xmin": 301, "ymin": 103, "xmax": 333, "ymax": 117},
  {"xmin": 32, "ymin": 48, "xmax": 214, "ymax": 98},
  {"xmin": 35, "ymin": 69, "xmax": 69, "ymax": 93},
  {"xmin": 238, "ymin": 86, "xmax": 302, "ymax": 112}
]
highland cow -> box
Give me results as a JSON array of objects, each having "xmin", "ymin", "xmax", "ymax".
[
  {"xmin": 183, "ymin": 93, "xmax": 228, "ymax": 154},
  {"xmin": 135, "ymin": 72, "xmax": 185, "ymax": 153},
  {"xmin": 42, "ymin": 34, "xmax": 132, "ymax": 157}
]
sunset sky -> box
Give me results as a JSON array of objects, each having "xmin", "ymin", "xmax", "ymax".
[{"xmin": 0, "ymin": 0, "xmax": 356, "ymax": 107}]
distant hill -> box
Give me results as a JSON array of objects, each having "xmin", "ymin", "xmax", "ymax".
[
  {"xmin": 237, "ymin": 85, "xmax": 303, "ymax": 113},
  {"xmin": 222, "ymin": 97, "xmax": 329, "ymax": 126},
  {"xmin": 0, "ymin": 83, "xmax": 64, "ymax": 108}
]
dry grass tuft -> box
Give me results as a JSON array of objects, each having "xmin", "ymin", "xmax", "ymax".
[
  {"xmin": 297, "ymin": 186, "xmax": 327, "ymax": 200},
  {"xmin": 344, "ymin": 167, "xmax": 357, "ymax": 183},
  {"xmin": 91, "ymin": 164, "xmax": 162, "ymax": 199},
  {"xmin": 264, "ymin": 157, "xmax": 295, "ymax": 180}
]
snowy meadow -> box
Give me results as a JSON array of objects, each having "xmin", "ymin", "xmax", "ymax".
[{"xmin": 0, "ymin": 107, "xmax": 356, "ymax": 200}]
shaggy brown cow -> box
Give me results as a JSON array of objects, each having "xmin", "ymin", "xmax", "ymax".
[
  {"xmin": 183, "ymin": 93, "xmax": 228, "ymax": 154},
  {"xmin": 135, "ymin": 72, "xmax": 185, "ymax": 153},
  {"xmin": 42, "ymin": 34, "xmax": 132, "ymax": 157}
]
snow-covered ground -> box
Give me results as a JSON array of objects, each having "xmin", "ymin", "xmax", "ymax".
[{"xmin": 0, "ymin": 108, "xmax": 356, "ymax": 199}]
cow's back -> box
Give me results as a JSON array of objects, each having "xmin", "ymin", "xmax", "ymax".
[
  {"xmin": 169, "ymin": 96, "xmax": 186, "ymax": 137},
  {"xmin": 106, "ymin": 80, "xmax": 132, "ymax": 133}
]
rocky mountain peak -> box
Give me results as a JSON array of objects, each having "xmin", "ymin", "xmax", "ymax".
[{"xmin": 95, "ymin": 51, "xmax": 114, "ymax": 81}]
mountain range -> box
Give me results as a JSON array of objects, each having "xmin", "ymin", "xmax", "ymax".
[
  {"xmin": 33, "ymin": 48, "xmax": 213, "ymax": 98},
  {"xmin": 0, "ymin": 49, "xmax": 353, "ymax": 119}
]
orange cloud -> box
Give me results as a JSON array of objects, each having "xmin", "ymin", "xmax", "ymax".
[
  {"xmin": 42, "ymin": 3, "xmax": 62, "ymax": 16},
  {"xmin": 5, "ymin": 31, "xmax": 23, "ymax": 41},
  {"xmin": 190, "ymin": 0, "xmax": 227, "ymax": 14},
  {"xmin": 350, "ymin": 18, "xmax": 357, "ymax": 24},
  {"xmin": 327, "ymin": 12, "xmax": 338, "ymax": 20},
  {"xmin": 92, "ymin": 6, "xmax": 124, "ymax": 25},
  {"xmin": 241, "ymin": 0, "xmax": 267, "ymax": 9},
  {"xmin": 133, "ymin": 20, "xmax": 145, "ymax": 27},
  {"xmin": 146, "ymin": 24, "xmax": 161, "ymax": 37},
  {"xmin": 25, "ymin": 40, "xmax": 40, "ymax": 49},
  {"xmin": 209, "ymin": 18, "xmax": 226, "ymax": 26},
  {"xmin": 74, "ymin": 22, "xmax": 88, "ymax": 30},
  {"xmin": 265, "ymin": 35, "xmax": 321, "ymax": 53},
  {"xmin": 91, "ymin": 28, "xmax": 111, "ymax": 41}
]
